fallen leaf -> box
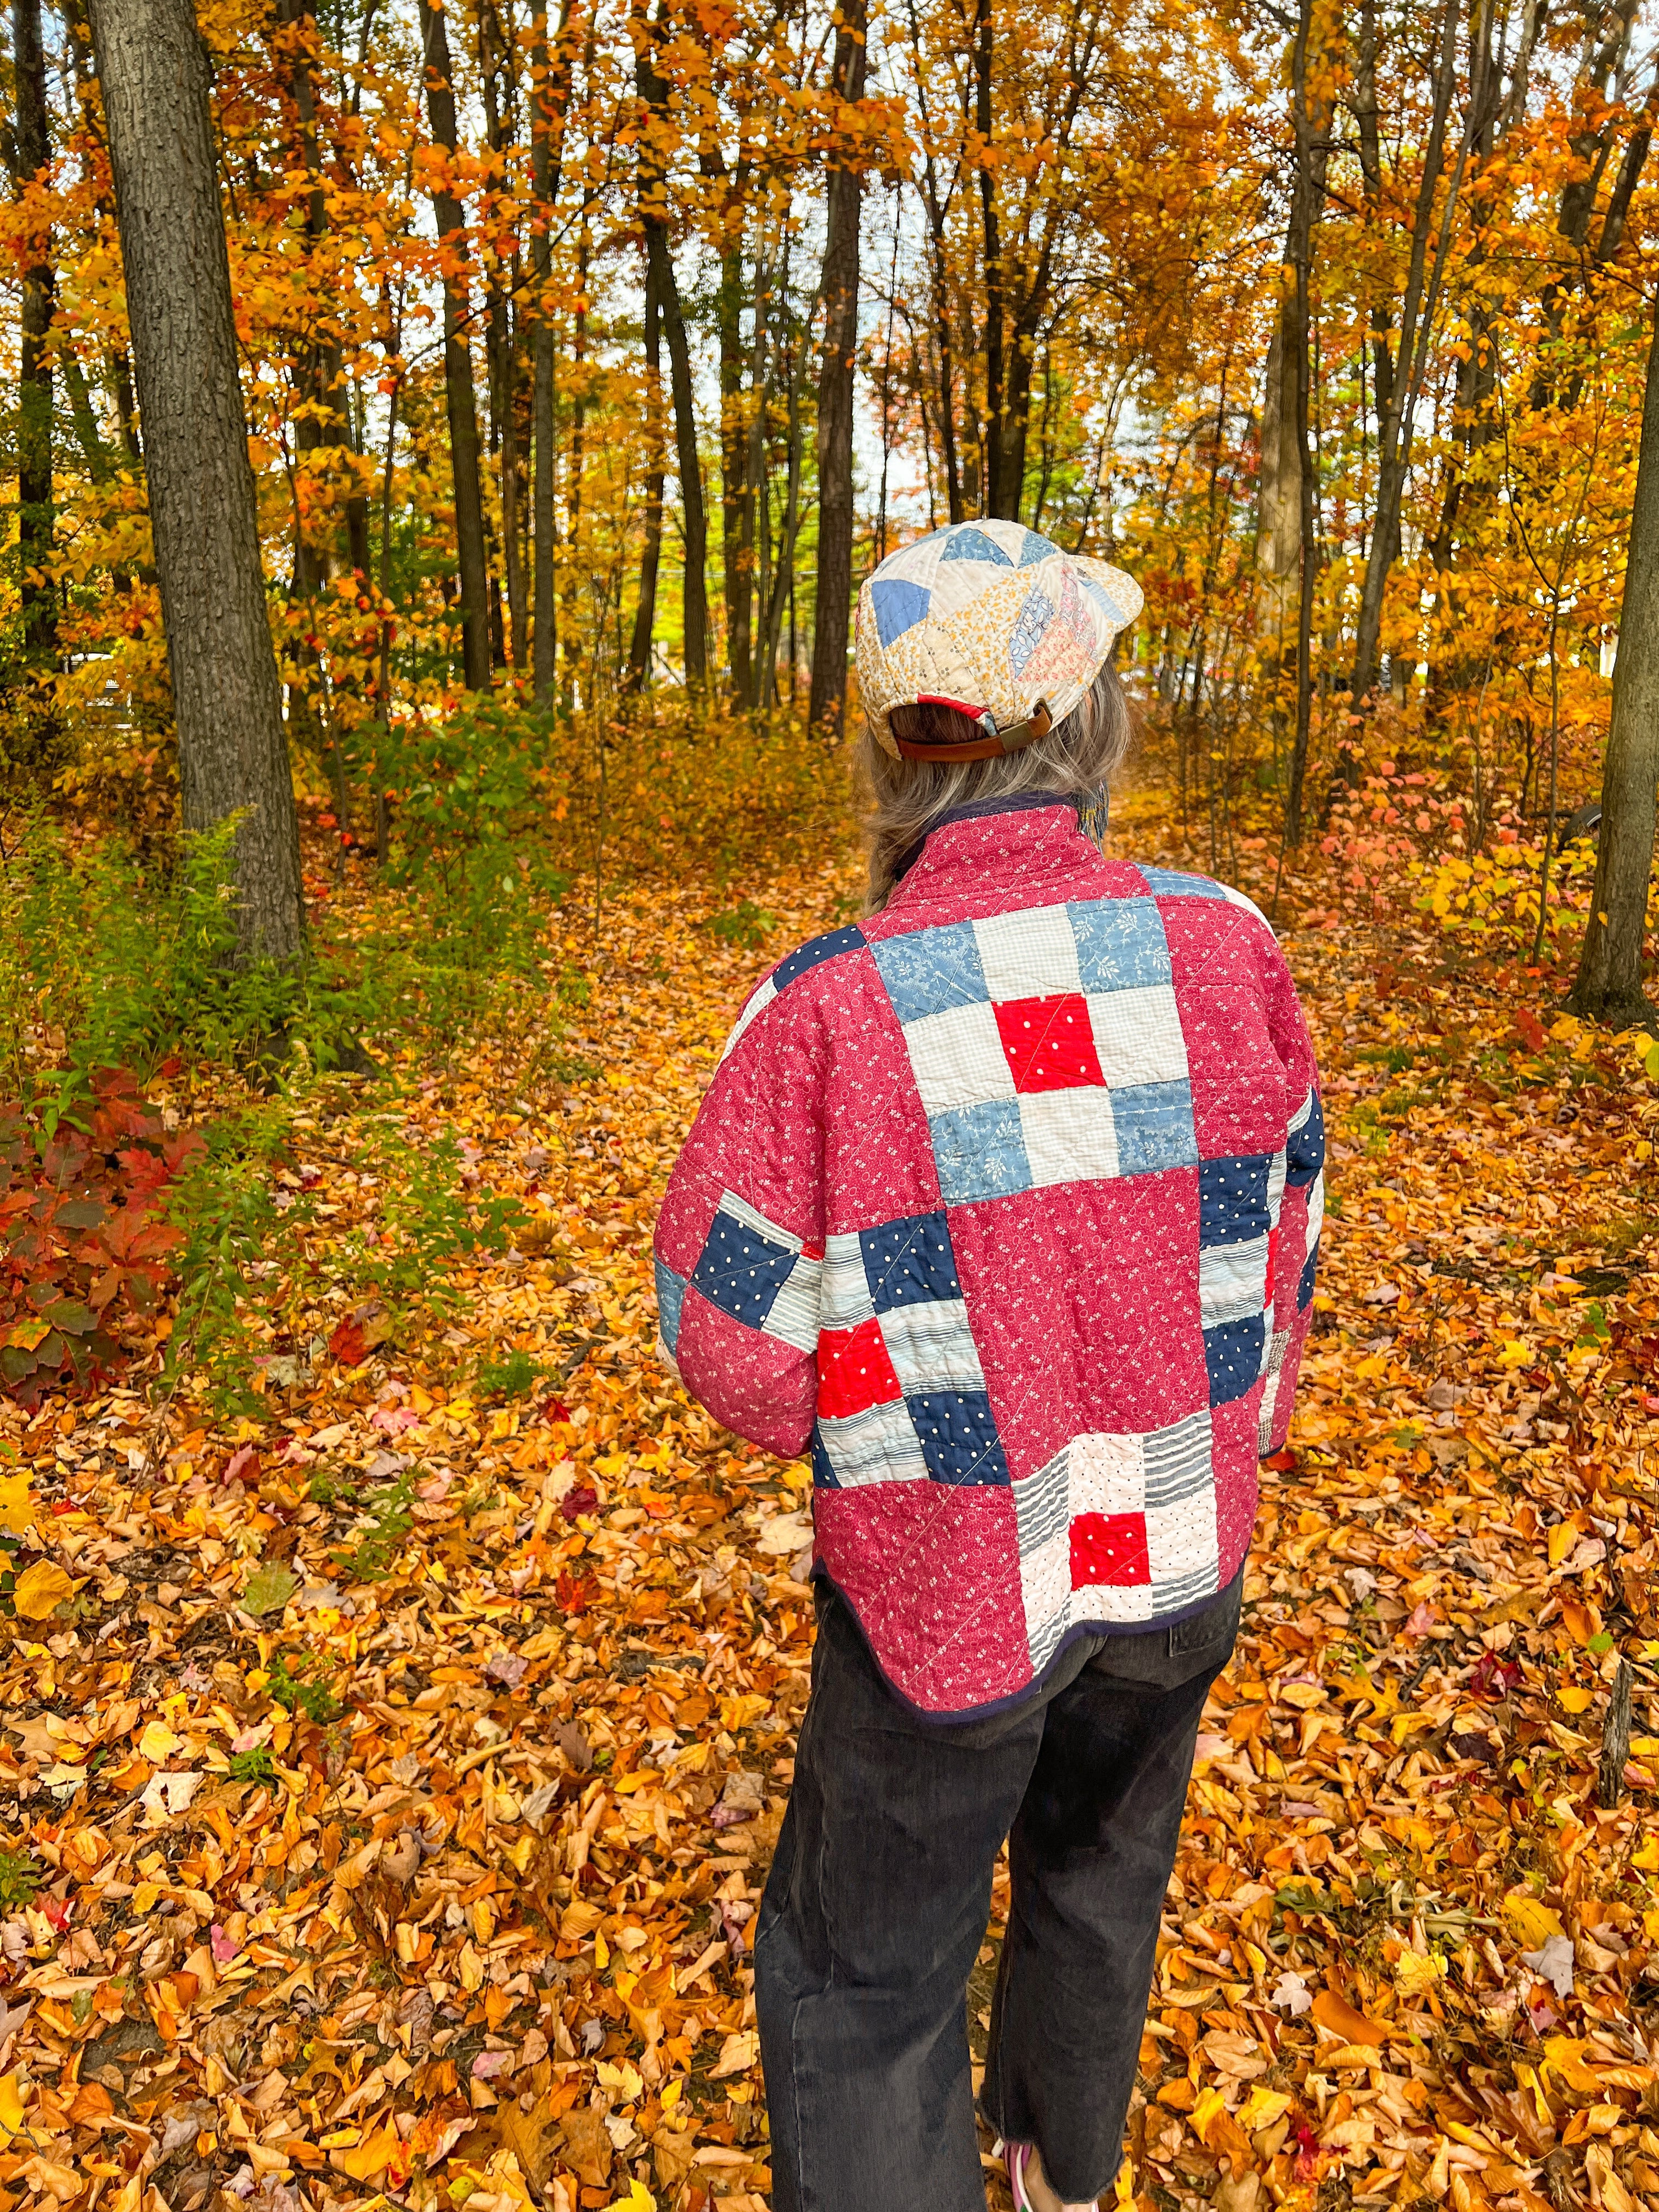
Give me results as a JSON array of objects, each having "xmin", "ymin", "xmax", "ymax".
[
  {"xmin": 1523, "ymin": 1931, "xmax": 1576, "ymax": 1999},
  {"xmin": 1310, "ymin": 1988, "xmax": 1389, "ymax": 2047},
  {"xmin": 242, "ymin": 1563, "xmax": 300, "ymax": 1617},
  {"xmin": 11, "ymin": 1561, "xmax": 72, "ymax": 1621}
]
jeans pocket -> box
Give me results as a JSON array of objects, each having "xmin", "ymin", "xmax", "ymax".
[{"xmin": 1167, "ymin": 1570, "xmax": 1243, "ymax": 1662}]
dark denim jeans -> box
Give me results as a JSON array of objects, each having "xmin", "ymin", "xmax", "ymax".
[{"xmin": 754, "ymin": 1569, "xmax": 1243, "ymax": 2212}]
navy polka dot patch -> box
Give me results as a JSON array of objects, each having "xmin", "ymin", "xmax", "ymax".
[
  {"xmin": 860, "ymin": 1210, "xmax": 963, "ymax": 1312},
  {"xmin": 691, "ymin": 1209, "xmax": 798, "ymax": 1329},
  {"xmin": 905, "ymin": 1390, "xmax": 1009, "ymax": 1485}
]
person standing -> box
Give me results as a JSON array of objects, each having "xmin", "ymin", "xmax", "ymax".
[{"xmin": 654, "ymin": 522, "xmax": 1324, "ymax": 2212}]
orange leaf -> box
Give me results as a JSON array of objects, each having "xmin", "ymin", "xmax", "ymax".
[{"xmin": 1310, "ymin": 1988, "xmax": 1389, "ymax": 2047}]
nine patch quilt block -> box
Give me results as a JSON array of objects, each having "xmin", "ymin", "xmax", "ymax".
[{"xmin": 654, "ymin": 799, "xmax": 1323, "ymax": 1717}]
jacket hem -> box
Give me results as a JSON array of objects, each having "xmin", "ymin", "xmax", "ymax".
[{"xmin": 809, "ymin": 1550, "xmax": 1249, "ymax": 1728}]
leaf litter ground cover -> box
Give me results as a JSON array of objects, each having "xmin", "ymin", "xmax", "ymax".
[{"xmin": 2, "ymin": 786, "xmax": 1659, "ymax": 2212}]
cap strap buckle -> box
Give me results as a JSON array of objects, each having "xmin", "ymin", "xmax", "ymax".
[{"xmin": 892, "ymin": 698, "xmax": 1053, "ymax": 763}]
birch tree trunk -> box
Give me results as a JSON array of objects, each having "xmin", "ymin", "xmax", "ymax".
[{"xmin": 90, "ymin": 0, "xmax": 305, "ymax": 961}]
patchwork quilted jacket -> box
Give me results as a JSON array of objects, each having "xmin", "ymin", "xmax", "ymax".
[{"xmin": 654, "ymin": 795, "xmax": 1324, "ymax": 1718}]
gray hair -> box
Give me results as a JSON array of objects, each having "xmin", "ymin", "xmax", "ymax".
[{"xmin": 856, "ymin": 663, "xmax": 1135, "ymax": 913}]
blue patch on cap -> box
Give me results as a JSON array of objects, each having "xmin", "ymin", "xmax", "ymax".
[
  {"xmin": 1009, "ymin": 588, "xmax": 1054, "ymax": 675},
  {"xmin": 940, "ymin": 526, "xmax": 1013, "ymax": 567},
  {"xmin": 871, "ymin": 578, "xmax": 932, "ymax": 646},
  {"xmin": 1018, "ymin": 529, "xmax": 1063, "ymax": 566}
]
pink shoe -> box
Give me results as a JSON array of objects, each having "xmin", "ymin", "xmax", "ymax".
[{"xmin": 1006, "ymin": 2141, "xmax": 1039, "ymax": 2211}]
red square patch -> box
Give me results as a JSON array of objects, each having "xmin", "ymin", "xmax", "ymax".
[
  {"xmin": 1069, "ymin": 1511, "xmax": 1150, "ymax": 1588},
  {"xmin": 994, "ymin": 994, "xmax": 1105, "ymax": 1094},
  {"xmin": 817, "ymin": 1317, "xmax": 903, "ymax": 1420}
]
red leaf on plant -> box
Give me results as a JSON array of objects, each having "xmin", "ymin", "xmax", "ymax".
[
  {"xmin": 561, "ymin": 1486, "xmax": 598, "ymax": 1523},
  {"xmin": 224, "ymin": 1445, "xmax": 261, "ymax": 1487},
  {"xmin": 542, "ymin": 1397, "xmax": 573, "ymax": 1425},
  {"xmin": 1261, "ymin": 1448, "xmax": 1297, "ymax": 1471}
]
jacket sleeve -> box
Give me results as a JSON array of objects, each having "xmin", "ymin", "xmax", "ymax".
[
  {"xmin": 1258, "ymin": 941, "xmax": 1324, "ymax": 1456},
  {"xmin": 652, "ymin": 974, "xmax": 825, "ymax": 1458}
]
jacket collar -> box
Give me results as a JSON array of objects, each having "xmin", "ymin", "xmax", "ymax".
[{"xmin": 890, "ymin": 791, "xmax": 1090, "ymax": 899}]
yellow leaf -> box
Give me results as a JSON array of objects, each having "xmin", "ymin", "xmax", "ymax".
[
  {"xmin": 1240, "ymin": 2087, "xmax": 1292, "ymax": 2131},
  {"xmin": 1504, "ymin": 1894, "xmax": 1564, "ymax": 1950},
  {"xmin": 719, "ymin": 1693, "xmax": 769, "ymax": 1731},
  {"xmin": 1556, "ymin": 1686, "xmax": 1594, "ymax": 1715},
  {"xmin": 337, "ymin": 2119, "xmax": 400, "ymax": 2180},
  {"xmin": 1632, "ymin": 1835, "xmax": 1659, "ymax": 1872},
  {"xmin": 1498, "ymin": 1339, "xmax": 1531, "ymax": 1369},
  {"xmin": 1394, "ymin": 1949, "xmax": 1445, "ymax": 1998},
  {"xmin": 138, "ymin": 1722, "xmax": 182, "ymax": 1763},
  {"xmin": 600, "ymin": 2185, "xmax": 656, "ymax": 2212},
  {"xmin": 1548, "ymin": 1521, "xmax": 1581, "ymax": 1567},
  {"xmin": 0, "ymin": 1474, "xmax": 36, "ymax": 1535},
  {"xmin": 1190, "ymin": 2086, "xmax": 1228, "ymax": 2145},
  {"xmin": 708, "ymin": 2029, "xmax": 758, "ymax": 2079},
  {"xmin": 0, "ymin": 2071, "xmax": 24, "ymax": 2141},
  {"xmin": 12, "ymin": 1561, "xmax": 73, "ymax": 1621}
]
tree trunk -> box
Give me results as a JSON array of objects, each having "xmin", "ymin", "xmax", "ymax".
[
  {"xmin": 1255, "ymin": 321, "xmax": 1300, "ymax": 630},
  {"xmin": 1567, "ymin": 290, "xmax": 1659, "ymax": 1026},
  {"xmin": 626, "ymin": 262, "xmax": 664, "ymax": 691},
  {"xmin": 718, "ymin": 242, "xmax": 752, "ymax": 705},
  {"xmin": 530, "ymin": 1, "xmax": 573, "ymax": 708},
  {"xmin": 644, "ymin": 227, "xmax": 707, "ymax": 685},
  {"xmin": 1350, "ymin": 0, "xmax": 1462, "ymax": 702},
  {"xmin": 634, "ymin": 5, "xmax": 707, "ymax": 687},
  {"xmin": 808, "ymin": 0, "xmax": 867, "ymax": 735},
  {"xmin": 973, "ymin": 0, "xmax": 1006, "ymax": 519},
  {"xmin": 11, "ymin": 0, "xmax": 57, "ymax": 698},
  {"xmin": 89, "ymin": 0, "xmax": 305, "ymax": 960},
  {"xmin": 417, "ymin": 0, "xmax": 492, "ymax": 691},
  {"xmin": 1282, "ymin": 0, "xmax": 1321, "ymax": 848},
  {"xmin": 560, "ymin": 212, "xmax": 591, "ymax": 705},
  {"xmin": 479, "ymin": 2, "xmax": 526, "ymax": 669}
]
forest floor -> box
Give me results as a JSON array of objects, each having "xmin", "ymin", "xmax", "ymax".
[{"xmin": 3, "ymin": 772, "xmax": 1659, "ymax": 2212}]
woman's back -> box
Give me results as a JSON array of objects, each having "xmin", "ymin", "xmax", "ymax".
[{"xmin": 655, "ymin": 793, "xmax": 1322, "ymax": 1718}]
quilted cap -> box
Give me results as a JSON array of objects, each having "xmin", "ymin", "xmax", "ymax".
[{"xmin": 856, "ymin": 521, "xmax": 1143, "ymax": 759}]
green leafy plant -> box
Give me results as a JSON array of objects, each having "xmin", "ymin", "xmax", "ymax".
[
  {"xmin": 162, "ymin": 1110, "xmax": 291, "ymax": 1418},
  {"xmin": 267, "ymin": 1652, "xmax": 342, "ymax": 1725},
  {"xmin": 0, "ymin": 1846, "xmax": 42, "ymax": 1909},
  {"xmin": 332, "ymin": 1471, "xmax": 416, "ymax": 1583},
  {"xmin": 0, "ymin": 815, "xmax": 307, "ymax": 1092},
  {"xmin": 478, "ymin": 1347, "xmax": 544, "ymax": 1398},
  {"xmin": 228, "ymin": 1744, "xmax": 278, "ymax": 1786},
  {"xmin": 341, "ymin": 1126, "xmax": 526, "ymax": 1316},
  {"xmin": 705, "ymin": 900, "xmax": 776, "ymax": 951},
  {"xmin": 378, "ymin": 699, "xmax": 572, "ymax": 995}
]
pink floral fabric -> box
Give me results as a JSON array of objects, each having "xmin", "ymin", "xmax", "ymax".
[{"xmin": 654, "ymin": 800, "xmax": 1323, "ymax": 1717}]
